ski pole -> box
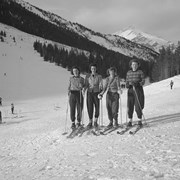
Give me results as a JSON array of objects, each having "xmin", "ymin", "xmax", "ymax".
[
  {"xmin": 62, "ymin": 95, "xmax": 69, "ymax": 135},
  {"xmin": 126, "ymin": 90, "xmax": 128, "ymax": 125},
  {"xmin": 119, "ymin": 90, "xmax": 123, "ymax": 127},
  {"xmin": 100, "ymin": 98, "xmax": 103, "ymax": 126},
  {"xmin": 133, "ymin": 87, "xmax": 147, "ymax": 124},
  {"xmin": 80, "ymin": 89, "xmax": 84, "ymax": 126}
]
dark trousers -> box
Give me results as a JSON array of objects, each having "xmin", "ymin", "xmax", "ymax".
[
  {"xmin": 106, "ymin": 92, "xmax": 119, "ymax": 121},
  {"xmin": 127, "ymin": 87, "xmax": 144, "ymax": 119},
  {"xmin": 69, "ymin": 91, "xmax": 83, "ymax": 123},
  {"xmin": 87, "ymin": 92, "xmax": 100, "ymax": 120}
]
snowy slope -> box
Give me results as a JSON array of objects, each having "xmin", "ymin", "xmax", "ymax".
[
  {"xmin": 0, "ymin": 22, "xmax": 90, "ymax": 102},
  {"xmin": 0, "ymin": 20, "xmax": 180, "ymax": 179},
  {"xmin": 114, "ymin": 28, "xmax": 172, "ymax": 53},
  {"xmin": 2, "ymin": 0, "xmax": 158, "ymax": 61}
]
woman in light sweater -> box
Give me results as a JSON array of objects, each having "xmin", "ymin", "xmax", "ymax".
[
  {"xmin": 99, "ymin": 67, "xmax": 122, "ymax": 128},
  {"xmin": 68, "ymin": 66, "xmax": 85, "ymax": 129},
  {"xmin": 84, "ymin": 64, "xmax": 103, "ymax": 129}
]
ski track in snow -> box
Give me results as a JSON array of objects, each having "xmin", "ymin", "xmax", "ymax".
[{"xmin": 1, "ymin": 22, "xmax": 180, "ymax": 180}]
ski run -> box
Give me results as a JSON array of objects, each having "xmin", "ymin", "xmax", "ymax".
[{"xmin": 0, "ymin": 23, "xmax": 180, "ymax": 180}]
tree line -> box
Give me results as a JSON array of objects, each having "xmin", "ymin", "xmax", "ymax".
[
  {"xmin": 33, "ymin": 41, "xmax": 152, "ymax": 78},
  {"xmin": 152, "ymin": 42, "xmax": 180, "ymax": 81}
]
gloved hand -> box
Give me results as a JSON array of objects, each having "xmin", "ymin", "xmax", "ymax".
[
  {"xmin": 98, "ymin": 93, "xmax": 103, "ymax": 99},
  {"xmin": 118, "ymin": 89, "xmax": 123, "ymax": 94}
]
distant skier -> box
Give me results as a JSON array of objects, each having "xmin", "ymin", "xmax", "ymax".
[
  {"xmin": 99, "ymin": 67, "xmax": 122, "ymax": 128},
  {"xmin": 170, "ymin": 80, "xmax": 174, "ymax": 90},
  {"xmin": 83, "ymin": 64, "xmax": 103, "ymax": 129},
  {"xmin": 11, "ymin": 103, "xmax": 14, "ymax": 114},
  {"xmin": 126, "ymin": 59, "xmax": 145, "ymax": 127},
  {"xmin": 0, "ymin": 111, "xmax": 2, "ymax": 124},
  {"xmin": 68, "ymin": 66, "xmax": 85, "ymax": 129}
]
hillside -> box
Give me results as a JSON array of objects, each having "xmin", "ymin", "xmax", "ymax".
[
  {"xmin": 0, "ymin": 0, "xmax": 158, "ymax": 61},
  {"xmin": 0, "ymin": 22, "xmax": 74, "ymax": 102}
]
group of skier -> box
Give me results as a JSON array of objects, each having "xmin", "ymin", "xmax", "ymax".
[{"xmin": 67, "ymin": 58, "xmax": 145, "ymax": 132}]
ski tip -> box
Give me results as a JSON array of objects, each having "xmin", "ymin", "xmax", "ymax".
[{"xmin": 62, "ymin": 132, "xmax": 68, "ymax": 135}]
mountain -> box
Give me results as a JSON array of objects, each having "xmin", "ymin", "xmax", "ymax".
[
  {"xmin": 0, "ymin": 0, "xmax": 158, "ymax": 62},
  {"xmin": 114, "ymin": 28, "xmax": 172, "ymax": 53}
]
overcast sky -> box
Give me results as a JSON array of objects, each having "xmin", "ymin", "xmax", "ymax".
[{"xmin": 25, "ymin": 0, "xmax": 180, "ymax": 43}]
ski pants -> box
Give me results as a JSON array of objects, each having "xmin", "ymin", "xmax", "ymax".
[
  {"xmin": 127, "ymin": 86, "xmax": 144, "ymax": 119},
  {"xmin": 69, "ymin": 91, "xmax": 83, "ymax": 123},
  {"xmin": 87, "ymin": 92, "xmax": 100, "ymax": 120},
  {"xmin": 106, "ymin": 92, "xmax": 119, "ymax": 122}
]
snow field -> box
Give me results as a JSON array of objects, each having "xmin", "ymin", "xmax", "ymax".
[{"xmin": 0, "ymin": 23, "xmax": 180, "ymax": 180}]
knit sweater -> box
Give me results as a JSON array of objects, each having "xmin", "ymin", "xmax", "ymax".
[{"xmin": 126, "ymin": 69, "xmax": 145, "ymax": 87}]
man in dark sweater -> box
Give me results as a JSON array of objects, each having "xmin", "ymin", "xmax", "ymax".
[{"xmin": 126, "ymin": 59, "xmax": 145, "ymax": 127}]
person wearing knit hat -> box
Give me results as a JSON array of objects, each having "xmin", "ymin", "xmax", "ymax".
[{"xmin": 126, "ymin": 58, "xmax": 145, "ymax": 127}]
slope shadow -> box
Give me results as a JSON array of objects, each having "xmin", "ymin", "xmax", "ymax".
[
  {"xmin": 0, "ymin": 117, "xmax": 40, "ymax": 126},
  {"xmin": 144, "ymin": 113, "xmax": 180, "ymax": 127},
  {"xmin": 104, "ymin": 113, "xmax": 180, "ymax": 135}
]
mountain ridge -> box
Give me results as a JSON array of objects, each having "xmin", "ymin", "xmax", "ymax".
[
  {"xmin": 0, "ymin": 0, "xmax": 158, "ymax": 61},
  {"xmin": 114, "ymin": 28, "xmax": 172, "ymax": 53}
]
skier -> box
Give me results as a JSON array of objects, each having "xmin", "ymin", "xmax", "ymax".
[
  {"xmin": 11, "ymin": 103, "xmax": 14, "ymax": 114},
  {"xmin": 0, "ymin": 111, "xmax": 2, "ymax": 124},
  {"xmin": 98, "ymin": 67, "xmax": 122, "ymax": 128},
  {"xmin": 170, "ymin": 80, "xmax": 174, "ymax": 90},
  {"xmin": 83, "ymin": 64, "xmax": 103, "ymax": 129},
  {"xmin": 126, "ymin": 59, "xmax": 145, "ymax": 128},
  {"xmin": 68, "ymin": 66, "xmax": 85, "ymax": 129}
]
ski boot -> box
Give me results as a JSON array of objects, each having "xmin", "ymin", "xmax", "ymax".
[
  {"xmin": 137, "ymin": 120, "xmax": 143, "ymax": 127},
  {"xmin": 76, "ymin": 122, "xmax": 82, "ymax": 128},
  {"xmin": 86, "ymin": 120, "xmax": 93, "ymax": 130},
  {"xmin": 94, "ymin": 118, "xmax": 99, "ymax": 128},
  {"xmin": 71, "ymin": 122, "xmax": 76, "ymax": 130},
  {"xmin": 106, "ymin": 121, "xmax": 113, "ymax": 129},
  {"xmin": 114, "ymin": 120, "xmax": 119, "ymax": 127},
  {"xmin": 127, "ymin": 121, "xmax": 132, "ymax": 127}
]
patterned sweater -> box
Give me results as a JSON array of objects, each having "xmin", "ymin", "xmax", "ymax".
[{"xmin": 126, "ymin": 69, "xmax": 145, "ymax": 88}]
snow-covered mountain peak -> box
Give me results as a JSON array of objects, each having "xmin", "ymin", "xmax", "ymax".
[{"xmin": 114, "ymin": 28, "xmax": 173, "ymax": 53}]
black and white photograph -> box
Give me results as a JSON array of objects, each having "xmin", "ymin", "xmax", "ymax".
[{"xmin": 0, "ymin": 0, "xmax": 180, "ymax": 179}]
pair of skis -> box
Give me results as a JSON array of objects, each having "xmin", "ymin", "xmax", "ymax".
[
  {"xmin": 117, "ymin": 124, "xmax": 143, "ymax": 135},
  {"xmin": 66, "ymin": 125, "xmax": 99, "ymax": 139},
  {"xmin": 65, "ymin": 123, "xmax": 143, "ymax": 138},
  {"xmin": 100, "ymin": 125, "xmax": 123, "ymax": 135},
  {"xmin": 66, "ymin": 126, "xmax": 84, "ymax": 139}
]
